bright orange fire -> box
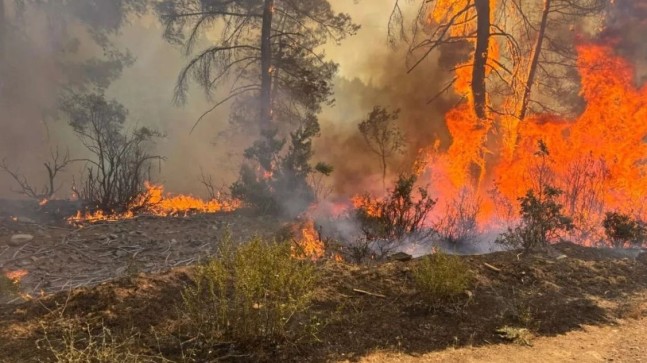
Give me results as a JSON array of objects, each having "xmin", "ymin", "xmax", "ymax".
[
  {"xmin": 351, "ymin": 194, "xmax": 381, "ymax": 218},
  {"xmin": 68, "ymin": 182, "xmax": 240, "ymax": 223},
  {"xmin": 291, "ymin": 219, "xmax": 325, "ymax": 260},
  {"xmin": 418, "ymin": 42, "xmax": 647, "ymax": 243}
]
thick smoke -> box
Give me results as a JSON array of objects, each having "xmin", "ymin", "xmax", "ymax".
[
  {"xmin": 0, "ymin": 3, "xmax": 240, "ymax": 200},
  {"xmin": 316, "ymin": 45, "xmax": 458, "ymax": 198},
  {"xmin": 601, "ymin": 0, "xmax": 647, "ymax": 83}
]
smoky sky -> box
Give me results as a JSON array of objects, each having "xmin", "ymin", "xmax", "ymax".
[
  {"xmin": 315, "ymin": 45, "xmax": 456, "ymax": 197},
  {"xmin": 601, "ymin": 0, "xmax": 647, "ymax": 83}
]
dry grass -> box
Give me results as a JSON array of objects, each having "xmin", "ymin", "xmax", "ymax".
[{"xmin": 36, "ymin": 321, "xmax": 165, "ymax": 363}]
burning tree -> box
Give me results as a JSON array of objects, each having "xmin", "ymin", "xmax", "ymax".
[
  {"xmin": 381, "ymin": 0, "xmax": 647, "ymax": 248},
  {"xmin": 62, "ymin": 93, "xmax": 162, "ymax": 213},
  {"xmin": 511, "ymin": 0, "xmax": 608, "ymax": 120},
  {"xmin": 386, "ymin": 0, "xmax": 612, "ymax": 191},
  {"xmin": 389, "ymin": 0, "xmax": 609, "ymax": 120},
  {"xmin": 389, "ymin": 0, "xmax": 496, "ymax": 120}
]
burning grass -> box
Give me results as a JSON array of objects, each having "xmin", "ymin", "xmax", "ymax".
[
  {"xmin": 68, "ymin": 182, "xmax": 240, "ymax": 224},
  {"xmin": 291, "ymin": 219, "xmax": 326, "ymax": 260},
  {"xmin": 1, "ymin": 269, "xmax": 28, "ymax": 302}
]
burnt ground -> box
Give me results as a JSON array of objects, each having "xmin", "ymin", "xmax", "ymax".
[
  {"xmin": 0, "ymin": 207, "xmax": 282, "ymax": 299},
  {"xmin": 1, "ymin": 205, "xmax": 647, "ymax": 362}
]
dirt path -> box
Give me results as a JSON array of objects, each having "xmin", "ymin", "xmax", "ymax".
[{"xmin": 355, "ymin": 318, "xmax": 647, "ymax": 363}]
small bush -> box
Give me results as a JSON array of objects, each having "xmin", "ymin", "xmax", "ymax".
[
  {"xmin": 603, "ymin": 212, "xmax": 646, "ymax": 248},
  {"xmin": 37, "ymin": 322, "xmax": 154, "ymax": 363},
  {"xmin": 435, "ymin": 189, "xmax": 480, "ymax": 248},
  {"xmin": 355, "ymin": 174, "xmax": 436, "ymax": 242},
  {"xmin": 497, "ymin": 186, "xmax": 573, "ymax": 252},
  {"xmin": 413, "ymin": 251, "xmax": 472, "ymax": 305},
  {"xmin": 62, "ymin": 93, "xmax": 162, "ymax": 213},
  {"xmin": 181, "ymin": 235, "xmax": 318, "ymax": 353}
]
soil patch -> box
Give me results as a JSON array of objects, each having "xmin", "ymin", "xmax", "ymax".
[{"xmin": 2, "ymin": 223, "xmax": 647, "ymax": 362}]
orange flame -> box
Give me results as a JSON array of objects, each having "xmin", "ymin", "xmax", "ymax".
[
  {"xmin": 351, "ymin": 195, "xmax": 382, "ymax": 218},
  {"xmin": 291, "ymin": 219, "xmax": 325, "ymax": 260},
  {"xmin": 417, "ymin": 43, "xmax": 647, "ymax": 245},
  {"xmin": 68, "ymin": 182, "xmax": 240, "ymax": 223}
]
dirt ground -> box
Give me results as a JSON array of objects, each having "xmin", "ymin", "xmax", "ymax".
[
  {"xmin": 2, "ymin": 207, "xmax": 647, "ymax": 362},
  {"xmin": 0, "ymin": 210, "xmax": 280, "ymax": 299},
  {"xmin": 356, "ymin": 316, "xmax": 647, "ymax": 362}
]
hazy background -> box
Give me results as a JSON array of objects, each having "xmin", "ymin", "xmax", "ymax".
[
  {"xmin": 1, "ymin": 0, "xmax": 643, "ymax": 200},
  {"xmin": 0, "ymin": 0, "xmax": 446, "ymax": 199}
]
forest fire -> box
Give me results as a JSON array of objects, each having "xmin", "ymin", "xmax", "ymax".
[
  {"xmin": 414, "ymin": 42, "xmax": 647, "ymax": 244},
  {"xmin": 68, "ymin": 182, "xmax": 240, "ymax": 224}
]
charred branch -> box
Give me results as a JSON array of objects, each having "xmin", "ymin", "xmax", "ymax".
[
  {"xmin": 472, "ymin": 0, "xmax": 490, "ymax": 120},
  {"xmin": 0, "ymin": 147, "xmax": 77, "ymax": 200}
]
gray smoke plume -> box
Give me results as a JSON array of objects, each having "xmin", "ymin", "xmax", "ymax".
[{"xmin": 601, "ymin": 0, "xmax": 647, "ymax": 83}]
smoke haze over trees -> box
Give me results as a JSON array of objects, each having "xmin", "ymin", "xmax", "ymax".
[{"xmin": 0, "ymin": 0, "xmax": 644, "ymax": 204}]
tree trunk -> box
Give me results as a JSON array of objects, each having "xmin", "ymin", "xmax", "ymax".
[
  {"xmin": 518, "ymin": 0, "xmax": 551, "ymax": 120},
  {"xmin": 472, "ymin": 0, "xmax": 490, "ymax": 120},
  {"xmin": 260, "ymin": 0, "xmax": 274, "ymax": 131}
]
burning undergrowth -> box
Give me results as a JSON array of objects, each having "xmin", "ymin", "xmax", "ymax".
[
  {"xmin": 428, "ymin": 42, "xmax": 647, "ymax": 246},
  {"xmin": 311, "ymin": 41, "xmax": 647, "ymax": 254},
  {"xmin": 68, "ymin": 181, "xmax": 240, "ymax": 224}
]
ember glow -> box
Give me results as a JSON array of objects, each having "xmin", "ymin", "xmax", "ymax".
[
  {"xmin": 68, "ymin": 182, "xmax": 240, "ymax": 223},
  {"xmin": 3, "ymin": 269, "xmax": 28, "ymax": 284}
]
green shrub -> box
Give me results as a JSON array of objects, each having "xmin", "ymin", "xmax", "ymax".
[
  {"xmin": 603, "ymin": 212, "xmax": 646, "ymax": 248},
  {"xmin": 497, "ymin": 141, "xmax": 573, "ymax": 252},
  {"xmin": 356, "ymin": 174, "xmax": 436, "ymax": 241},
  {"xmin": 413, "ymin": 251, "xmax": 472, "ymax": 305},
  {"xmin": 181, "ymin": 236, "xmax": 318, "ymax": 348},
  {"xmin": 497, "ymin": 186, "xmax": 573, "ymax": 252}
]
